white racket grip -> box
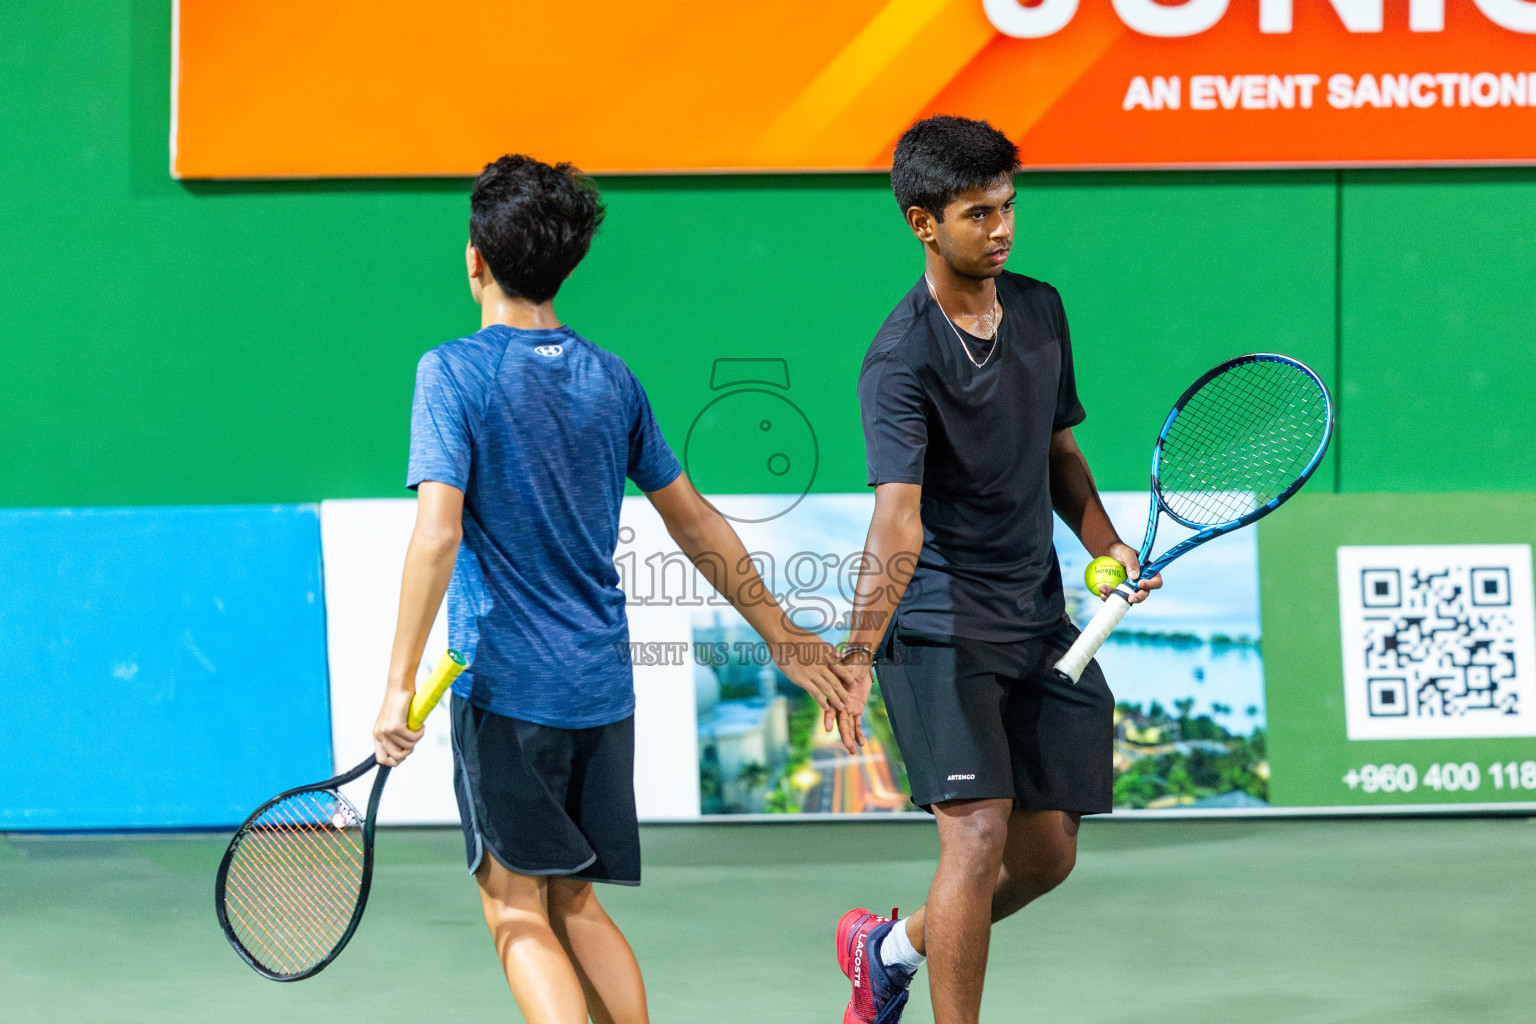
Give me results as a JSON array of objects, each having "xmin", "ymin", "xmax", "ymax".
[{"xmin": 1054, "ymin": 585, "xmax": 1136, "ymax": 683}]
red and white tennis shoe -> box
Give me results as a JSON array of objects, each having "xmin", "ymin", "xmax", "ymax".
[{"xmin": 836, "ymin": 907, "xmax": 912, "ymax": 1024}]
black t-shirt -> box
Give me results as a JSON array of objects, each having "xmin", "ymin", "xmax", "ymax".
[{"xmin": 858, "ymin": 271, "xmax": 1086, "ymax": 642}]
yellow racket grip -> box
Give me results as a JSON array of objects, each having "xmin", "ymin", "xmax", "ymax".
[{"xmin": 408, "ymin": 649, "xmax": 467, "ymax": 730}]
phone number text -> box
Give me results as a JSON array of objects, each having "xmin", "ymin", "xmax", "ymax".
[{"xmin": 1343, "ymin": 761, "xmax": 1536, "ymax": 795}]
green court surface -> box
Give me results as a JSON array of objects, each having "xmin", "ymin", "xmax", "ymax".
[{"xmin": 4, "ymin": 818, "xmax": 1534, "ymax": 1023}]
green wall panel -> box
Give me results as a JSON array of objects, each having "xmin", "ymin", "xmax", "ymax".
[
  {"xmin": 0, "ymin": 1, "xmax": 472, "ymax": 508},
  {"xmin": 577, "ymin": 172, "xmax": 1340, "ymax": 496},
  {"xmin": 0, "ymin": 1, "xmax": 1341, "ymax": 509},
  {"xmin": 564, "ymin": 175, "xmax": 912, "ymax": 498},
  {"xmin": 0, "ymin": 2, "xmax": 1525, "ymax": 511},
  {"xmin": 1340, "ymin": 170, "xmax": 1536, "ymax": 493},
  {"xmin": 1011, "ymin": 173, "xmax": 1337, "ymax": 492},
  {"xmin": 1261, "ymin": 492, "xmax": 1536, "ymax": 807}
]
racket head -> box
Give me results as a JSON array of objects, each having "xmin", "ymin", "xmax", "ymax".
[
  {"xmin": 215, "ymin": 758, "xmax": 384, "ymax": 981},
  {"xmin": 1151, "ymin": 353, "xmax": 1333, "ymax": 533}
]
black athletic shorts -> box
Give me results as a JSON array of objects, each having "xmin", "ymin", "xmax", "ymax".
[
  {"xmin": 876, "ymin": 618, "xmax": 1114, "ymax": 813},
  {"xmin": 450, "ymin": 697, "xmax": 640, "ymax": 886}
]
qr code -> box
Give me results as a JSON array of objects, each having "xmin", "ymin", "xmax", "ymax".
[{"xmin": 1337, "ymin": 545, "xmax": 1536, "ymax": 740}]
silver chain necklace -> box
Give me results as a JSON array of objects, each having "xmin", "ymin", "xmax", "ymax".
[{"xmin": 924, "ymin": 273, "xmax": 1001, "ymax": 369}]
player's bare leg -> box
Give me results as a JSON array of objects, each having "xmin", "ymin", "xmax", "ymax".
[
  {"xmin": 548, "ymin": 877, "xmax": 650, "ymax": 1024},
  {"xmin": 898, "ymin": 808, "xmax": 1080, "ymax": 1024},
  {"xmin": 989, "ymin": 809, "xmax": 1080, "ymax": 921},
  {"xmin": 919, "ymin": 798, "xmax": 1012, "ymax": 1024},
  {"xmin": 475, "ymin": 856, "xmax": 589, "ymax": 1024}
]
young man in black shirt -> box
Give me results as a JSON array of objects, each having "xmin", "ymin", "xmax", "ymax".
[{"xmin": 832, "ymin": 116, "xmax": 1159, "ymax": 1024}]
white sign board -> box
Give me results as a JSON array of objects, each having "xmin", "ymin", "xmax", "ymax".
[
  {"xmin": 1337, "ymin": 545, "xmax": 1536, "ymax": 741},
  {"xmin": 319, "ymin": 497, "xmax": 702, "ymax": 824}
]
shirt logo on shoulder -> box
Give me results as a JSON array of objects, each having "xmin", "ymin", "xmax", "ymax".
[{"xmin": 534, "ymin": 344, "xmax": 564, "ymax": 357}]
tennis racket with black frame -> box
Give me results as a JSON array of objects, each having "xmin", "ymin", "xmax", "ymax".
[
  {"xmin": 1054, "ymin": 353, "xmax": 1333, "ymax": 684},
  {"xmin": 214, "ymin": 648, "xmax": 467, "ymax": 981}
]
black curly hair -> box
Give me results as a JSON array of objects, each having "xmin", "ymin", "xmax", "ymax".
[
  {"xmin": 469, "ymin": 155, "xmax": 606, "ymax": 302},
  {"xmin": 891, "ymin": 116, "xmax": 1020, "ymax": 222}
]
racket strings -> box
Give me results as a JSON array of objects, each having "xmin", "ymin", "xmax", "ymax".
[
  {"xmin": 1165, "ymin": 404, "xmax": 1316, "ymax": 520},
  {"xmin": 1158, "ymin": 359, "xmax": 1329, "ymax": 526},
  {"xmin": 225, "ymin": 798, "xmax": 363, "ymax": 974},
  {"xmin": 230, "ymin": 802, "xmax": 360, "ymax": 935},
  {"xmin": 1163, "ymin": 367, "xmax": 1324, "ymax": 519},
  {"xmin": 225, "ymin": 815, "xmax": 359, "ymax": 972},
  {"xmin": 1167, "ymin": 394, "xmax": 1307, "ymax": 515},
  {"xmin": 221, "ymin": 788, "xmax": 367, "ymax": 977}
]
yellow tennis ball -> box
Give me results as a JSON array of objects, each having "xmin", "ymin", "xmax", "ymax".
[{"xmin": 1084, "ymin": 556, "xmax": 1128, "ymax": 594}]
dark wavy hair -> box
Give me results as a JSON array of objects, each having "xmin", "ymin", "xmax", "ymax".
[
  {"xmin": 891, "ymin": 116, "xmax": 1020, "ymax": 222},
  {"xmin": 469, "ymin": 155, "xmax": 606, "ymax": 303}
]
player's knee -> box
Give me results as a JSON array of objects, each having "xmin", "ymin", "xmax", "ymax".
[
  {"xmin": 547, "ymin": 878, "xmax": 599, "ymax": 921},
  {"xmin": 476, "ymin": 864, "xmax": 550, "ymax": 922},
  {"xmin": 997, "ymin": 831, "xmax": 1077, "ymax": 900},
  {"xmin": 938, "ymin": 805, "xmax": 1011, "ymax": 875},
  {"xmin": 948, "ymin": 815, "xmax": 1009, "ymax": 857},
  {"xmin": 1037, "ymin": 841, "xmax": 1076, "ymax": 892},
  {"xmin": 482, "ymin": 895, "xmax": 552, "ymax": 939}
]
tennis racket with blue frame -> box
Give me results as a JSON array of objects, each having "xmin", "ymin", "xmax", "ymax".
[{"xmin": 1054, "ymin": 353, "xmax": 1334, "ymax": 684}]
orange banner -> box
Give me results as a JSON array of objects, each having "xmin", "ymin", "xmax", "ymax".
[{"xmin": 172, "ymin": 1, "xmax": 1536, "ymax": 177}]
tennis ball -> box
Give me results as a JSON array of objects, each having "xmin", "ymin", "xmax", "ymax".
[{"xmin": 1084, "ymin": 556, "xmax": 1128, "ymax": 595}]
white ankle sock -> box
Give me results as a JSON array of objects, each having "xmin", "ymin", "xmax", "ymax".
[{"xmin": 879, "ymin": 917, "xmax": 925, "ymax": 974}]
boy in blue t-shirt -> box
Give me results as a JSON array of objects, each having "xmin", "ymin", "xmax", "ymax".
[{"xmin": 373, "ymin": 155, "xmax": 857, "ymax": 1024}]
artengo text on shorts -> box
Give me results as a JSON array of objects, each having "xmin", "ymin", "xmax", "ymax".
[{"xmin": 982, "ymin": 0, "xmax": 1536, "ymax": 39}]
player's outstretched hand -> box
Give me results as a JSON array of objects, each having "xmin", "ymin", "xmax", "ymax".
[
  {"xmin": 831, "ymin": 658, "xmax": 872, "ymax": 754},
  {"xmin": 769, "ymin": 630, "xmax": 852, "ymax": 735},
  {"xmin": 373, "ymin": 687, "xmax": 424, "ymax": 768},
  {"xmin": 1106, "ymin": 541, "xmax": 1163, "ymax": 605}
]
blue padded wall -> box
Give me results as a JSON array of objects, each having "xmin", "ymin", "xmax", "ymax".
[{"xmin": 0, "ymin": 505, "xmax": 333, "ymax": 829}]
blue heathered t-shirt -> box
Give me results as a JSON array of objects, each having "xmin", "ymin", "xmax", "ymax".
[{"xmin": 407, "ymin": 324, "xmax": 681, "ymax": 729}]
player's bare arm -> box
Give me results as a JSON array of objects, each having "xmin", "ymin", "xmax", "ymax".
[
  {"xmin": 1047, "ymin": 426, "xmax": 1161, "ymax": 603},
  {"xmin": 644, "ymin": 472, "xmax": 862, "ymax": 752},
  {"xmin": 372, "ymin": 479, "xmax": 464, "ymax": 766},
  {"xmin": 836, "ymin": 481, "xmax": 924, "ymax": 746}
]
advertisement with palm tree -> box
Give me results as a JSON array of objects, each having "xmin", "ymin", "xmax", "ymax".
[{"xmin": 689, "ymin": 493, "xmax": 1267, "ymax": 815}]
